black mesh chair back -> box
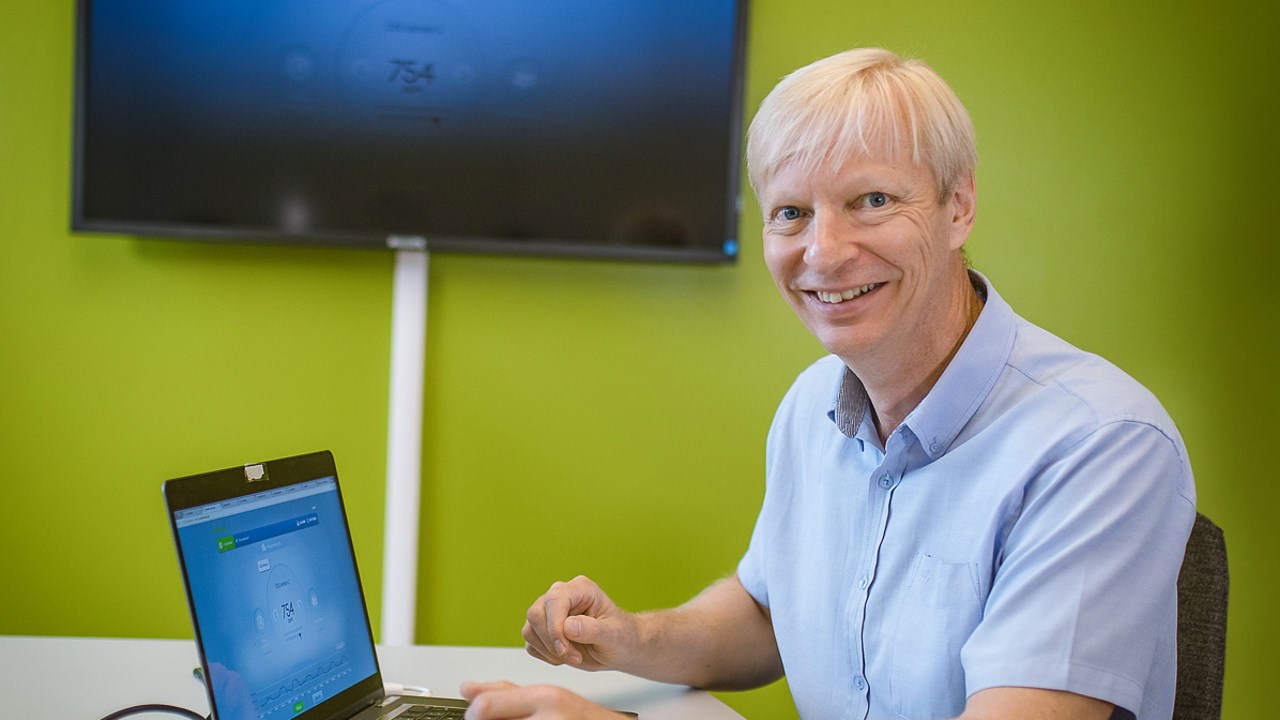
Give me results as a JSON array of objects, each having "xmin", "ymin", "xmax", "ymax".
[{"xmin": 1173, "ymin": 512, "xmax": 1229, "ymax": 720}]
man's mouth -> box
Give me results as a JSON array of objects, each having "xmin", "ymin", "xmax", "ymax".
[{"xmin": 813, "ymin": 283, "xmax": 883, "ymax": 304}]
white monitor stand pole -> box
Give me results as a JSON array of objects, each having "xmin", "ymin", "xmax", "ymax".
[{"xmin": 381, "ymin": 240, "xmax": 428, "ymax": 646}]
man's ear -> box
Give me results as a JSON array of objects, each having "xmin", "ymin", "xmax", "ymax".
[{"xmin": 947, "ymin": 171, "xmax": 977, "ymax": 251}]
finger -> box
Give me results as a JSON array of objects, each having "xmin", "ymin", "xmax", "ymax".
[
  {"xmin": 459, "ymin": 679, "xmax": 518, "ymax": 701},
  {"xmin": 520, "ymin": 620, "xmax": 560, "ymax": 665},
  {"xmin": 563, "ymin": 615, "xmax": 592, "ymax": 645},
  {"xmin": 562, "ymin": 616, "xmax": 614, "ymax": 669},
  {"xmin": 524, "ymin": 593, "xmax": 566, "ymax": 661},
  {"xmin": 522, "ymin": 638, "xmax": 560, "ymax": 666},
  {"xmin": 462, "ymin": 684, "xmax": 546, "ymax": 720},
  {"xmin": 465, "ymin": 684, "xmax": 594, "ymax": 720},
  {"xmin": 541, "ymin": 590, "xmax": 579, "ymax": 662}
]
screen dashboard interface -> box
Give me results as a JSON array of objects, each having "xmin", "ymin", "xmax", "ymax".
[{"xmin": 173, "ymin": 477, "xmax": 377, "ymax": 720}]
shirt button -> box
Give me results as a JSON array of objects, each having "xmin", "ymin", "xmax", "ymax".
[
  {"xmin": 858, "ymin": 575, "xmax": 869, "ymax": 589},
  {"xmin": 878, "ymin": 475, "xmax": 893, "ymax": 488},
  {"xmin": 854, "ymin": 676, "xmax": 866, "ymax": 691},
  {"xmin": 930, "ymin": 442, "xmax": 942, "ymax": 453}
]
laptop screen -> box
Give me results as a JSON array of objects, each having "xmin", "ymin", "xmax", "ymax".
[{"xmin": 171, "ymin": 472, "xmax": 379, "ymax": 720}]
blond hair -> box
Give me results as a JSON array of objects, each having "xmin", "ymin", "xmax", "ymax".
[{"xmin": 746, "ymin": 48, "xmax": 977, "ymax": 201}]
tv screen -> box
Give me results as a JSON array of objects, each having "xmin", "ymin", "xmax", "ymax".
[{"xmin": 73, "ymin": 0, "xmax": 747, "ymax": 263}]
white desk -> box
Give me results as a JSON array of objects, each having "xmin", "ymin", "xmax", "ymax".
[{"xmin": 0, "ymin": 636, "xmax": 743, "ymax": 719}]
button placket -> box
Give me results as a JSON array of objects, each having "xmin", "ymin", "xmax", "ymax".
[{"xmin": 850, "ymin": 456, "xmax": 902, "ymax": 716}]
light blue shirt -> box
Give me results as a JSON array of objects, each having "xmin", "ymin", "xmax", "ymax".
[{"xmin": 738, "ymin": 273, "xmax": 1196, "ymax": 720}]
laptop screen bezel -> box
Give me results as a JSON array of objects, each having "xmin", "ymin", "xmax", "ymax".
[{"xmin": 163, "ymin": 450, "xmax": 386, "ymax": 720}]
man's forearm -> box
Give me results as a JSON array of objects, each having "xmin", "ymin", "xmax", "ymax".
[
  {"xmin": 622, "ymin": 575, "xmax": 784, "ymax": 690},
  {"xmin": 956, "ymin": 687, "xmax": 1114, "ymax": 720}
]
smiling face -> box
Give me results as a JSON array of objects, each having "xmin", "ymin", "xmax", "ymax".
[{"xmin": 759, "ymin": 150, "xmax": 976, "ymax": 370}]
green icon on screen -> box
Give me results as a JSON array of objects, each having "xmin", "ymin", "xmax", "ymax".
[
  {"xmin": 217, "ymin": 536, "xmax": 236, "ymax": 553},
  {"xmin": 293, "ymin": 700, "xmax": 305, "ymax": 714}
]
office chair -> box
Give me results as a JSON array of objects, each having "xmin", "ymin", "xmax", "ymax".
[{"xmin": 1172, "ymin": 512, "xmax": 1229, "ymax": 720}]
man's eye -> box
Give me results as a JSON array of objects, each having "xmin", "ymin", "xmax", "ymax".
[
  {"xmin": 864, "ymin": 192, "xmax": 889, "ymax": 208},
  {"xmin": 775, "ymin": 206, "xmax": 803, "ymax": 221}
]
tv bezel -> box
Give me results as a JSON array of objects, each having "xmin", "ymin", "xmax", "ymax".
[{"xmin": 69, "ymin": 0, "xmax": 750, "ymax": 264}]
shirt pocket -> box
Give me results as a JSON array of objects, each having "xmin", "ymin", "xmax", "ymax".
[{"xmin": 888, "ymin": 553, "xmax": 983, "ymax": 719}]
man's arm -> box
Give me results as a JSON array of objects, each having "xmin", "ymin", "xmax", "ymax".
[
  {"xmin": 522, "ymin": 573, "xmax": 783, "ymax": 690},
  {"xmin": 958, "ymin": 687, "xmax": 1114, "ymax": 720}
]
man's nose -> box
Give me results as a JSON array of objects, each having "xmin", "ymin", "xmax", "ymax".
[{"xmin": 803, "ymin": 211, "xmax": 860, "ymax": 272}]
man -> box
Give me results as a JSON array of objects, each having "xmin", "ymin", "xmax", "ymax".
[{"xmin": 462, "ymin": 48, "xmax": 1195, "ymax": 720}]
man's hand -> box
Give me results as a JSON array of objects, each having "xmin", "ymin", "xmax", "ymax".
[
  {"xmin": 524, "ymin": 574, "xmax": 782, "ymax": 689},
  {"xmin": 460, "ymin": 680, "xmax": 631, "ymax": 720},
  {"xmin": 522, "ymin": 575, "xmax": 638, "ymax": 671}
]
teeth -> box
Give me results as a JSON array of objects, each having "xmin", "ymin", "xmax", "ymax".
[{"xmin": 816, "ymin": 283, "xmax": 880, "ymax": 304}]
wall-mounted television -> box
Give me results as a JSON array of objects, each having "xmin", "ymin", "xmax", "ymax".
[{"xmin": 72, "ymin": 0, "xmax": 748, "ymax": 263}]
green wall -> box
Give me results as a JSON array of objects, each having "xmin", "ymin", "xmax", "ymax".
[{"xmin": 1, "ymin": 2, "xmax": 1275, "ymax": 719}]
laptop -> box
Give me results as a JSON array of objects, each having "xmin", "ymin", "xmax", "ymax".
[{"xmin": 163, "ymin": 450, "xmax": 468, "ymax": 720}]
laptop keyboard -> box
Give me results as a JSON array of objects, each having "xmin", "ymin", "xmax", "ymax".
[{"xmin": 397, "ymin": 705, "xmax": 467, "ymax": 719}]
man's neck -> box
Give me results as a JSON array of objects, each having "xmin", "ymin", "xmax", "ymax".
[{"xmin": 853, "ymin": 269, "xmax": 985, "ymax": 445}]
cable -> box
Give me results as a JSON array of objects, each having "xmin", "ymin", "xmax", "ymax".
[{"xmin": 98, "ymin": 704, "xmax": 208, "ymax": 720}]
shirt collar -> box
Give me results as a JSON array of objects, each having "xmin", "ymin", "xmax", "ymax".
[{"xmin": 827, "ymin": 270, "xmax": 1017, "ymax": 461}]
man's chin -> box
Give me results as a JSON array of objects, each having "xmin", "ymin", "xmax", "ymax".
[{"xmin": 814, "ymin": 332, "xmax": 880, "ymax": 364}]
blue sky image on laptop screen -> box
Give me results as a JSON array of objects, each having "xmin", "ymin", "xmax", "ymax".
[{"xmin": 173, "ymin": 478, "xmax": 377, "ymax": 720}]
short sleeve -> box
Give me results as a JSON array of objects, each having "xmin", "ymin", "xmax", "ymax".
[
  {"xmin": 738, "ymin": 406, "xmax": 793, "ymax": 609},
  {"xmin": 737, "ymin": 359, "xmax": 832, "ymax": 609},
  {"xmin": 960, "ymin": 420, "xmax": 1195, "ymax": 717},
  {"xmin": 737, "ymin": 509, "xmax": 769, "ymax": 608}
]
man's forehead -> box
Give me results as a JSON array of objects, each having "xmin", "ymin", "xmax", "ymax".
[{"xmin": 763, "ymin": 150, "xmax": 935, "ymax": 197}]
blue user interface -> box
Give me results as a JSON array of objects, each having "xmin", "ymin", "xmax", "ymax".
[{"xmin": 174, "ymin": 478, "xmax": 377, "ymax": 720}]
